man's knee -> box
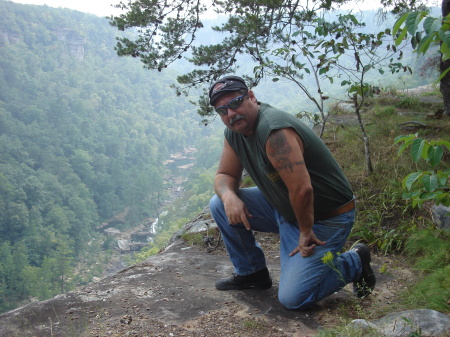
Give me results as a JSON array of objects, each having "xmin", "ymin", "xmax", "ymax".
[
  {"xmin": 209, "ymin": 194, "xmax": 222, "ymax": 214},
  {"xmin": 278, "ymin": 287, "xmax": 315, "ymax": 310}
]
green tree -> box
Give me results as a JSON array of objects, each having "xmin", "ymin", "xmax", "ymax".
[
  {"xmin": 108, "ymin": 0, "xmax": 354, "ymax": 103},
  {"xmin": 110, "ymin": 1, "xmax": 413, "ymax": 174},
  {"xmin": 50, "ymin": 239, "xmax": 75, "ymax": 294},
  {"xmin": 0, "ymin": 242, "xmax": 16, "ymax": 310},
  {"xmin": 393, "ymin": 7, "xmax": 450, "ymax": 115}
]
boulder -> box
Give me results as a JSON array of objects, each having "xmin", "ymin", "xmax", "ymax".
[
  {"xmin": 117, "ymin": 239, "xmax": 130, "ymax": 252},
  {"xmin": 350, "ymin": 309, "xmax": 450, "ymax": 336},
  {"xmin": 432, "ymin": 205, "xmax": 450, "ymax": 230}
]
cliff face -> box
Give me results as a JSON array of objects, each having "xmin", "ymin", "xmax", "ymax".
[
  {"xmin": 0, "ymin": 27, "xmax": 86, "ymax": 60},
  {"xmin": 0, "ymin": 212, "xmax": 322, "ymax": 337},
  {"xmin": 56, "ymin": 28, "xmax": 86, "ymax": 60},
  {"xmin": 1, "ymin": 210, "xmax": 445, "ymax": 337},
  {"xmin": 0, "ymin": 30, "xmax": 20, "ymax": 44},
  {"xmin": 0, "ymin": 237, "xmax": 315, "ymax": 337}
]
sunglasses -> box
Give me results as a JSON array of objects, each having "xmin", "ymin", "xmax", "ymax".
[{"xmin": 215, "ymin": 94, "xmax": 248, "ymax": 116}]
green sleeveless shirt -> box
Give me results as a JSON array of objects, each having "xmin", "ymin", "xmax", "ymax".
[{"xmin": 224, "ymin": 103, "xmax": 353, "ymax": 222}]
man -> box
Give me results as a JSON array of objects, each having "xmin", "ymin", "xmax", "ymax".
[{"xmin": 208, "ymin": 75, "xmax": 376, "ymax": 310}]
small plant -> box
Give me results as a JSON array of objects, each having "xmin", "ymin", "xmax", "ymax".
[
  {"xmin": 396, "ymin": 96, "xmax": 419, "ymax": 108},
  {"xmin": 351, "ymin": 188, "xmax": 415, "ymax": 254},
  {"xmin": 241, "ymin": 318, "xmax": 265, "ymax": 329},
  {"xmin": 321, "ymin": 251, "xmax": 347, "ymax": 287},
  {"xmin": 374, "ymin": 105, "xmax": 396, "ymax": 117},
  {"xmin": 394, "ymin": 134, "xmax": 450, "ymax": 208},
  {"xmin": 181, "ymin": 232, "xmax": 206, "ymax": 246}
]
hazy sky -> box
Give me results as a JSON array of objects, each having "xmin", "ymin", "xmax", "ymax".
[
  {"xmin": 10, "ymin": 0, "xmax": 383, "ymax": 18},
  {"xmin": 10, "ymin": 0, "xmax": 123, "ymax": 16}
]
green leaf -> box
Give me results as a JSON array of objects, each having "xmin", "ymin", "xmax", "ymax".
[
  {"xmin": 438, "ymin": 176, "xmax": 448, "ymax": 187},
  {"xmin": 423, "ymin": 16, "xmax": 441, "ymax": 34},
  {"xmin": 417, "ymin": 33, "xmax": 435, "ymax": 55},
  {"xmin": 438, "ymin": 67, "xmax": 450, "ymax": 81},
  {"xmin": 416, "ymin": 31, "xmax": 422, "ymax": 43},
  {"xmin": 405, "ymin": 12, "xmax": 424, "ymax": 35},
  {"xmin": 402, "ymin": 191, "xmax": 413, "ymax": 200},
  {"xmin": 343, "ymin": 37, "xmax": 349, "ymax": 49},
  {"xmin": 393, "ymin": 13, "xmax": 409, "ymax": 36},
  {"xmin": 412, "ymin": 198, "xmax": 422, "ymax": 208},
  {"xmin": 394, "ymin": 134, "xmax": 417, "ymax": 145},
  {"xmin": 395, "ymin": 27, "xmax": 408, "ymax": 46},
  {"xmin": 403, "ymin": 172, "xmax": 421, "ymax": 190},
  {"xmin": 422, "ymin": 174, "xmax": 438, "ymax": 192},
  {"xmin": 440, "ymin": 42, "xmax": 450, "ymax": 62},
  {"xmin": 420, "ymin": 191, "xmax": 438, "ymax": 200},
  {"xmin": 438, "ymin": 140, "xmax": 450, "ymax": 151},
  {"xmin": 411, "ymin": 36, "xmax": 417, "ymax": 49},
  {"xmin": 428, "ymin": 145, "xmax": 444, "ymax": 167},
  {"xmin": 439, "ymin": 30, "xmax": 450, "ymax": 48},
  {"xmin": 397, "ymin": 142, "xmax": 411, "ymax": 156},
  {"xmin": 410, "ymin": 138, "xmax": 425, "ymax": 162}
]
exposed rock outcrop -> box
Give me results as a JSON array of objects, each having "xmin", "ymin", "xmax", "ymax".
[
  {"xmin": 350, "ymin": 309, "xmax": 450, "ymax": 336},
  {"xmin": 1, "ymin": 212, "xmax": 448, "ymax": 337},
  {"xmin": 56, "ymin": 28, "xmax": 86, "ymax": 60},
  {"xmin": 432, "ymin": 204, "xmax": 450, "ymax": 230},
  {"xmin": 0, "ymin": 29, "xmax": 20, "ymax": 45}
]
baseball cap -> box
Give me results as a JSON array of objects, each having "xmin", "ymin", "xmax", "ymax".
[{"xmin": 209, "ymin": 75, "xmax": 249, "ymax": 106}]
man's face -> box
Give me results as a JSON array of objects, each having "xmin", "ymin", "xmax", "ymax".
[{"xmin": 214, "ymin": 90, "xmax": 259, "ymax": 136}]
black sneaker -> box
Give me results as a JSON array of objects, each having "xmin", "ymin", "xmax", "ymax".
[
  {"xmin": 352, "ymin": 243, "xmax": 376, "ymax": 298},
  {"xmin": 215, "ymin": 267, "xmax": 272, "ymax": 291}
]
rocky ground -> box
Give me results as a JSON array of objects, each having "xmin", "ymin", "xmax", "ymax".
[{"xmin": 0, "ymin": 210, "xmax": 419, "ymax": 337}]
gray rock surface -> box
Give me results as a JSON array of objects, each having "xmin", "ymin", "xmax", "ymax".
[
  {"xmin": 1, "ymin": 210, "xmax": 448, "ymax": 337},
  {"xmin": 432, "ymin": 205, "xmax": 450, "ymax": 230},
  {"xmin": 350, "ymin": 309, "xmax": 450, "ymax": 336},
  {"xmin": 0, "ymin": 237, "xmax": 324, "ymax": 337}
]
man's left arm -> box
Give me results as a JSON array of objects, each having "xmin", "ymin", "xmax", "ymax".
[{"xmin": 265, "ymin": 128, "xmax": 326, "ymax": 257}]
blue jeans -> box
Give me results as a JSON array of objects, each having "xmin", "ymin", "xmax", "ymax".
[{"xmin": 209, "ymin": 186, "xmax": 362, "ymax": 310}]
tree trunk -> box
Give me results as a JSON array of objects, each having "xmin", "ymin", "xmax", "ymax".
[
  {"xmin": 353, "ymin": 94, "xmax": 373, "ymax": 174},
  {"xmin": 441, "ymin": 0, "xmax": 450, "ymax": 115}
]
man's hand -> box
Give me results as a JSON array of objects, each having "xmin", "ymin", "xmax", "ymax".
[
  {"xmin": 289, "ymin": 230, "xmax": 326, "ymax": 257},
  {"xmin": 222, "ymin": 193, "xmax": 252, "ymax": 230}
]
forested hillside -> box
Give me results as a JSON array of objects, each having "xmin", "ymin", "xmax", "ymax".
[
  {"xmin": 0, "ymin": 0, "xmax": 220, "ymax": 313},
  {"xmin": 0, "ymin": 0, "xmax": 441, "ymax": 314}
]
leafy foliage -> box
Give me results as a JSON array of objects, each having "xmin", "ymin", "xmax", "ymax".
[
  {"xmin": 0, "ymin": 1, "xmax": 207, "ymax": 312},
  {"xmin": 110, "ymin": 0, "xmax": 425, "ymax": 176},
  {"xmin": 394, "ymin": 134, "xmax": 450, "ymax": 207},
  {"xmin": 393, "ymin": 11, "xmax": 450, "ymax": 80}
]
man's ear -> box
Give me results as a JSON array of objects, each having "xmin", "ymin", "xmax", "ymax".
[{"xmin": 248, "ymin": 90, "xmax": 257, "ymax": 103}]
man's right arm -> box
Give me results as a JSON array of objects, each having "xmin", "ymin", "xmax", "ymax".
[{"xmin": 214, "ymin": 139, "xmax": 252, "ymax": 230}]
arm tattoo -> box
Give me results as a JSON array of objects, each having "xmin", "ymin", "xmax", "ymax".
[{"xmin": 268, "ymin": 130, "xmax": 305, "ymax": 173}]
